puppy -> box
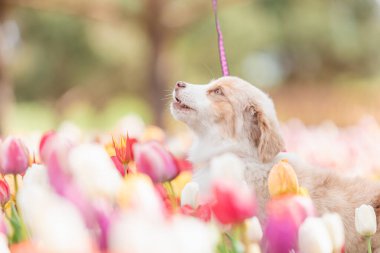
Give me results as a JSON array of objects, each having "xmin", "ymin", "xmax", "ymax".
[{"xmin": 170, "ymin": 76, "xmax": 380, "ymax": 252}]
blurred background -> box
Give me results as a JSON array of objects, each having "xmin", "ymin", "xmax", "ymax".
[{"xmin": 0, "ymin": 0, "xmax": 380, "ymax": 135}]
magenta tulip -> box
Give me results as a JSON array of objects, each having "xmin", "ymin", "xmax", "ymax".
[
  {"xmin": 263, "ymin": 195, "xmax": 315, "ymax": 253},
  {"xmin": 0, "ymin": 137, "xmax": 29, "ymax": 175},
  {"xmin": 211, "ymin": 180, "xmax": 256, "ymax": 225},
  {"xmin": 134, "ymin": 141, "xmax": 179, "ymax": 183}
]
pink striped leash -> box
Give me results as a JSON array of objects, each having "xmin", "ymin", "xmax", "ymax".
[{"xmin": 212, "ymin": 0, "xmax": 230, "ymax": 76}]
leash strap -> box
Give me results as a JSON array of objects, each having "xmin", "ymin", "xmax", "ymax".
[{"xmin": 212, "ymin": 0, "xmax": 230, "ymax": 76}]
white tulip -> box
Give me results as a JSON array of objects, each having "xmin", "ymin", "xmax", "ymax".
[
  {"xmin": 0, "ymin": 234, "xmax": 10, "ymax": 253},
  {"xmin": 181, "ymin": 182, "xmax": 200, "ymax": 208},
  {"xmin": 246, "ymin": 217, "xmax": 263, "ymax": 243},
  {"xmin": 170, "ymin": 216, "xmax": 218, "ymax": 253},
  {"xmin": 109, "ymin": 212, "xmax": 169, "ymax": 253},
  {"xmin": 322, "ymin": 213, "xmax": 345, "ymax": 251},
  {"xmin": 68, "ymin": 144, "xmax": 123, "ymax": 201},
  {"xmin": 355, "ymin": 204, "xmax": 377, "ymax": 236},
  {"xmin": 298, "ymin": 217, "xmax": 333, "ymax": 253},
  {"xmin": 17, "ymin": 185, "xmax": 92, "ymax": 253},
  {"xmin": 109, "ymin": 213, "xmax": 217, "ymax": 253},
  {"xmin": 22, "ymin": 164, "xmax": 49, "ymax": 189}
]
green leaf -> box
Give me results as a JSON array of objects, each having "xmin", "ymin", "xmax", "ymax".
[{"xmin": 8, "ymin": 202, "xmax": 28, "ymax": 244}]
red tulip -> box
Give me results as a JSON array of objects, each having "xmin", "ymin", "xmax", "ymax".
[
  {"xmin": 113, "ymin": 134, "xmax": 137, "ymax": 165},
  {"xmin": 134, "ymin": 141, "xmax": 179, "ymax": 183},
  {"xmin": 0, "ymin": 137, "xmax": 29, "ymax": 175},
  {"xmin": 0, "ymin": 178, "xmax": 10, "ymax": 207},
  {"xmin": 211, "ymin": 180, "xmax": 256, "ymax": 225},
  {"xmin": 111, "ymin": 156, "xmax": 127, "ymax": 176},
  {"xmin": 263, "ymin": 195, "xmax": 315, "ymax": 253}
]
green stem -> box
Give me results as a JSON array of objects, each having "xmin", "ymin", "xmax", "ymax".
[
  {"xmin": 13, "ymin": 175, "xmax": 18, "ymax": 195},
  {"xmin": 367, "ymin": 236, "xmax": 372, "ymax": 253}
]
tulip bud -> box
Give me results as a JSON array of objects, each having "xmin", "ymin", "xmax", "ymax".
[
  {"xmin": 0, "ymin": 137, "xmax": 29, "ymax": 175},
  {"xmin": 355, "ymin": 204, "xmax": 377, "ymax": 237},
  {"xmin": 181, "ymin": 182, "xmax": 199, "ymax": 209},
  {"xmin": 298, "ymin": 217, "xmax": 333, "ymax": 253},
  {"xmin": 0, "ymin": 178, "xmax": 10, "ymax": 207},
  {"xmin": 134, "ymin": 141, "xmax": 179, "ymax": 183},
  {"xmin": 246, "ymin": 217, "xmax": 263, "ymax": 243},
  {"xmin": 322, "ymin": 213, "xmax": 345, "ymax": 252},
  {"xmin": 268, "ymin": 159, "xmax": 299, "ymax": 197},
  {"xmin": 211, "ymin": 180, "xmax": 256, "ymax": 225}
]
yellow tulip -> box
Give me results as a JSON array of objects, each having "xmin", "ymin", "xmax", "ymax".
[
  {"xmin": 118, "ymin": 173, "xmax": 155, "ymax": 208},
  {"xmin": 268, "ymin": 159, "xmax": 299, "ymax": 197},
  {"xmin": 170, "ymin": 171, "xmax": 192, "ymax": 196}
]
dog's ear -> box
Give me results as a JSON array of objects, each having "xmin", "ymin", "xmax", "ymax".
[{"xmin": 244, "ymin": 104, "xmax": 285, "ymax": 163}]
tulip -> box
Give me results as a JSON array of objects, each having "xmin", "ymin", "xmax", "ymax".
[
  {"xmin": 0, "ymin": 137, "xmax": 29, "ymax": 175},
  {"xmin": 0, "ymin": 234, "xmax": 10, "ymax": 253},
  {"xmin": 134, "ymin": 141, "xmax": 179, "ymax": 183},
  {"xmin": 22, "ymin": 164, "xmax": 49, "ymax": 189},
  {"xmin": 17, "ymin": 177, "xmax": 93, "ymax": 253},
  {"xmin": 355, "ymin": 204, "xmax": 377, "ymax": 237},
  {"xmin": 246, "ymin": 217, "xmax": 263, "ymax": 243},
  {"xmin": 109, "ymin": 213, "xmax": 217, "ymax": 253},
  {"xmin": 211, "ymin": 180, "xmax": 256, "ymax": 225},
  {"xmin": 0, "ymin": 212, "xmax": 7, "ymax": 237},
  {"xmin": 113, "ymin": 134, "xmax": 136, "ymax": 165},
  {"xmin": 355, "ymin": 204, "xmax": 377, "ymax": 253},
  {"xmin": 268, "ymin": 159, "xmax": 299, "ymax": 197},
  {"xmin": 39, "ymin": 130, "xmax": 56, "ymax": 162},
  {"xmin": 171, "ymin": 171, "xmax": 192, "ymax": 197},
  {"xmin": 322, "ymin": 213, "xmax": 345, "ymax": 252},
  {"xmin": 181, "ymin": 182, "xmax": 199, "ymax": 208},
  {"xmin": 0, "ymin": 178, "xmax": 10, "ymax": 207},
  {"xmin": 118, "ymin": 174, "xmax": 165, "ymax": 220},
  {"xmin": 263, "ymin": 195, "xmax": 315, "ymax": 253},
  {"xmin": 111, "ymin": 156, "xmax": 127, "ymax": 176},
  {"xmin": 68, "ymin": 144, "xmax": 123, "ymax": 201},
  {"xmin": 298, "ymin": 217, "xmax": 333, "ymax": 253}
]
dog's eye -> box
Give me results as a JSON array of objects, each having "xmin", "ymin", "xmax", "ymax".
[{"xmin": 214, "ymin": 88, "xmax": 224, "ymax": 96}]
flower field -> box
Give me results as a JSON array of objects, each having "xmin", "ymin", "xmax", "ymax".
[{"xmin": 0, "ymin": 116, "xmax": 379, "ymax": 253}]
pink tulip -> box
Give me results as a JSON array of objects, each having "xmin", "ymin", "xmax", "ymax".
[
  {"xmin": 39, "ymin": 130, "xmax": 56, "ymax": 162},
  {"xmin": 211, "ymin": 180, "xmax": 256, "ymax": 225},
  {"xmin": 134, "ymin": 141, "xmax": 179, "ymax": 183},
  {"xmin": 263, "ymin": 195, "xmax": 315, "ymax": 253},
  {"xmin": 0, "ymin": 178, "xmax": 10, "ymax": 207},
  {"xmin": 0, "ymin": 137, "xmax": 29, "ymax": 175}
]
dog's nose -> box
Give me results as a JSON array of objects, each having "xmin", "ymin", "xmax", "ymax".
[{"xmin": 176, "ymin": 81, "xmax": 186, "ymax": 89}]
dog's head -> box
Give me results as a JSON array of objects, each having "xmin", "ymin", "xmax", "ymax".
[{"xmin": 170, "ymin": 76, "xmax": 285, "ymax": 163}]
